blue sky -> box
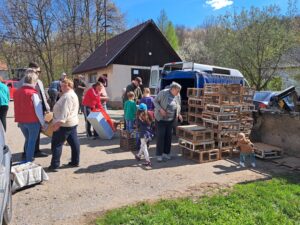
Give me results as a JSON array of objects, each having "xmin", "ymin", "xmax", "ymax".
[{"xmin": 113, "ymin": 0, "xmax": 297, "ymax": 28}]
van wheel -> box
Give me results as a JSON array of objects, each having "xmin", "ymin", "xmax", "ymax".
[{"xmin": 2, "ymin": 182, "xmax": 12, "ymax": 225}]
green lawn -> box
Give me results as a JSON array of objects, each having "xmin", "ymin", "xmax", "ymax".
[{"xmin": 96, "ymin": 177, "xmax": 300, "ymax": 225}]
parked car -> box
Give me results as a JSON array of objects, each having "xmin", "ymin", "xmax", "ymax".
[
  {"xmin": 253, "ymin": 91, "xmax": 275, "ymax": 109},
  {"xmin": 2, "ymin": 80, "xmax": 18, "ymax": 100},
  {"xmin": 0, "ymin": 122, "xmax": 12, "ymax": 225}
]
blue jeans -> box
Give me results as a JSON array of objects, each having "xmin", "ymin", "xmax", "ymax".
[
  {"xmin": 83, "ymin": 106, "xmax": 98, "ymax": 137},
  {"xmin": 240, "ymin": 152, "xmax": 256, "ymax": 165},
  {"xmin": 19, "ymin": 122, "xmax": 40, "ymax": 162},
  {"xmin": 50, "ymin": 125, "xmax": 80, "ymax": 168},
  {"xmin": 126, "ymin": 120, "xmax": 134, "ymax": 132}
]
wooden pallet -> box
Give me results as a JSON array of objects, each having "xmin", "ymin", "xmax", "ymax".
[
  {"xmin": 240, "ymin": 104, "xmax": 255, "ymax": 112},
  {"xmin": 188, "ymin": 113, "xmax": 203, "ymax": 125},
  {"xmin": 214, "ymin": 131, "xmax": 238, "ymax": 140},
  {"xmin": 215, "ymin": 138, "xmax": 234, "ymax": 149},
  {"xmin": 182, "ymin": 148, "xmax": 220, "ymax": 163},
  {"xmin": 254, "ymin": 143, "xmax": 283, "ymax": 159},
  {"xmin": 188, "ymin": 98, "xmax": 203, "ymax": 107},
  {"xmin": 179, "ymin": 138, "xmax": 215, "ymax": 151},
  {"xmin": 272, "ymin": 157, "xmax": 300, "ymax": 171},
  {"xmin": 188, "ymin": 105, "xmax": 204, "ymax": 115},
  {"xmin": 205, "ymin": 104, "xmax": 241, "ymax": 114},
  {"xmin": 204, "ymin": 84, "xmax": 242, "ymax": 95},
  {"xmin": 241, "ymin": 87, "xmax": 255, "ymax": 96},
  {"xmin": 176, "ymin": 125, "xmax": 213, "ymax": 143},
  {"xmin": 187, "ymin": 88, "xmax": 204, "ymax": 98},
  {"xmin": 120, "ymin": 137, "xmax": 136, "ymax": 151}
]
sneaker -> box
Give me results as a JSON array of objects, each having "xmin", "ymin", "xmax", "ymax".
[
  {"xmin": 34, "ymin": 151, "xmax": 48, "ymax": 158},
  {"xmin": 47, "ymin": 166, "xmax": 59, "ymax": 172},
  {"xmin": 135, "ymin": 154, "xmax": 141, "ymax": 161},
  {"xmin": 67, "ymin": 162, "xmax": 79, "ymax": 167},
  {"xmin": 239, "ymin": 162, "xmax": 245, "ymax": 168},
  {"xmin": 163, "ymin": 153, "xmax": 171, "ymax": 160},
  {"xmin": 251, "ymin": 162, "xmax": 256, "ymax": 168},
  {"xmin": 143, "ymin": 161, "xmax": 152, "ymax": 167},
  {"xmin": 157, "ymin": 156, "xmax": 163, "ymax": 162}
]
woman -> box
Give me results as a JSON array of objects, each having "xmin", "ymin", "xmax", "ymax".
[
  {"xmin": 14, "ymin": 69, "xmax": 45, "ymax": 162},
  {"xmin": 0, "ymin": 76, "xmax": 10, "ymax": 131},
  {"xmin": 153, "ymin": 82, "xmax": 182, "ymax": 162},
  {"xmin": 82, "ymin": 82, "xmax": 104, "ymax": 138},
  {"xmin": 48, "ymin": 78, "xmax": 80, "ymax": 172}
]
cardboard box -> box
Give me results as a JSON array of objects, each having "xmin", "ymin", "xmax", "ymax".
[{"xmin": 87, "ymin": 111, "xmax": 114, "ymax": 139}]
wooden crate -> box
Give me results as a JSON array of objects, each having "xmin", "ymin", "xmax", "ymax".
[
  {"xmin": 187, "ymin": 88, "xmax": 204, "ymax": 98},
  {"xmin": 205, "ymin": 104, "xmax": 241, "ymax": 114},
  {"xmin": 215, "ymin": 138, "xmax": 234, "ymax": 149},
  {"xmin": 214, "ymin": 131, "xmax": 238, "ymax": 140},
  {"xmin": 254, "ymin": 143, "xmax": 283, "ymax": 159},
  {"xmin": 182, "ymin": 148, "xmax": 220, "ymax": 163},
  {"xmin": 204, "ymin": 94, "xmax": 242, "ymax": 105},
  {"xmin": 219, "ymin": 148, "xmax": 233, "ymax": 159},
  {"xmin": 120, "ymin": 137, "xmax": 136, "ymax": 151},
  {"xmin": 188, "ymin": 98, "xmax": 203, "ymax": 107},
  {"xmin": 188, "ymin": 113, "xmax": 203, "ymax": 125},
  {"xmin": 176, "ymin": 125, "xmax": 213, "ymax": 143},
  {"xmin": 204, "ymin": 121, "xmax": 240, "ymax": 132},
  {"xmin": 240, "ymin": 104, "xmax": 255, "ymax": 112},
  {"xmin": 204, "ymin": 84, "xmax": 242, "ymax": 95},
  {"xmin": 202, "ymin": 112, "xmax": 238, "ymax": 123},
  {"xmin": 179, "ymin": 138, "xmax": 215, "ymax": 151},
  {"xmin": 188, "ymin": 105, "xmax": 204, "ymax": 115}
]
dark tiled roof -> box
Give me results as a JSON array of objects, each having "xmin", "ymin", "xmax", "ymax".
[{"xmin": 73, "ymin": 20, "xmax": 157, "ymax": 74}]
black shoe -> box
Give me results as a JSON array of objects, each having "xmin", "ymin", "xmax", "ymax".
[
  {"xmin": 34, "ymin": 151, "xmax": 48, "ymax": 158},
  {"xmin": 47, "ymin": 166, "xmax": 59, "ymax": 172},
  {"xmin": 67, "ymin": 162, "xmax": 79, "ymax": 167}
]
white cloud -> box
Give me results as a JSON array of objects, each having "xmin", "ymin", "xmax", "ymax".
[{"xmin": 205, "ymin": 0, "xmax": 234, "ymax": 10}]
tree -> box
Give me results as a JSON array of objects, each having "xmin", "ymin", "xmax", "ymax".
[
  {"xmin": 165, "ymin": 22, "xmax": 179, "ymax": 51},
  {"xmin": 157, "ymin": 9, "xmax": 168, "ymax": 35}
]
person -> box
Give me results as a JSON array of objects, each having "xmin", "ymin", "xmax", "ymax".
[
  {"xmin": 48, "ymin": 78, "xmax": 80, "ymax": 172},
  {"xmin": 14, "ymin": 69, "xmax": 46, "ymax": 162},
  {"xmin": 135, "ymin": 103, "xmax": 154, "ymax": 167},
  {"xmin": 48, "ymin": 79, "xmax": 61, "ymax": 110},
  {"xmin": 98, "ymin": 76, "xmax": 109, "ymax": 111},
  {"xmin": 140, "ymin": 87, "xmax": 154, "ymax": 115},
  {"xmin": 73, "ymin": 75, "xmax": 86, "ymax": 113},
  {"xmin": 17, "ymin": 62, "xmax": 50, "ymax": 158},
  {"xmin": 122, "ymin": 77, "xmax": 143, "ymax": 104},
  {"xmin": 0, "ymin": 76, "xmax": 10, "ymax": 131},
  {"xmin": 82, "ymin": 82, "xmax": 104, "ymax": 138},
  {"xmin": 153, "ymin": 82, "xmax": 182, "ymax": 162},
  {"xmin": 235, "ymin": 133, "xmax": 256, "ymax": 168},
  {"xmin": 124, "ymin": 91, "xmax": 137, "ymax": 132}
]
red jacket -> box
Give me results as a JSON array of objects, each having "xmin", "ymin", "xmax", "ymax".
[
  {"xmin": 14, "ymin": 86, "xmax": 39, "ymax": 123},
  {"xmin": 82, "ymin": 87, "xmax": 103, "ymax": 110}
]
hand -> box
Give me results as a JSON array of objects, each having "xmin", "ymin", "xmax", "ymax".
[
  {"xmin": 159, "ymin": 109, "xmax": 167, "ymax": 117},
  {"xmin": 178, "ymin": 114, "xmax": 183, "ymax": 122},
  {"xmin": 52, "ymin": 122, "xmax": 62, "ymax": 132}
]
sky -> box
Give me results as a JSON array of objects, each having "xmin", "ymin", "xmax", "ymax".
[{"xmin": 113, "ymin": 0, "xmax": 297, "ymax": 28}]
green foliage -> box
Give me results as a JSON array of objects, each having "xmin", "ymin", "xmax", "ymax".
[
  {"xmin": 96, "ymin": 177, "xmax": 300, "ymax": 225},
  {"xmin": 165, "ymin": 22, "xmax": 179, "ymax": 51},
  {"xmin": 157, "ymin": 10, "xmax": 169, "ymax": 35},
  {"xmin": 267, "ymin": 76, "xmax": 283, "ymax": 91}
]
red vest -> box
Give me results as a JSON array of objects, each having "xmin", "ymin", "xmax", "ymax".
[
  {"xmin": 14, "ymin": 86, "xmax": 39, "ymax": 123},
  {"xmin": 82, "ymin": 88, "xmax": 103, "ymax": 110}
]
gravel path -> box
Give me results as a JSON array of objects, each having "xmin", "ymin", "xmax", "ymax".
[{"xmin": 5, "ymin": 103, "xmax": 277, "ymax": 225}]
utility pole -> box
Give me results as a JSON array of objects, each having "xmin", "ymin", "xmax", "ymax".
[{"xmin": 104, "ymin": 0, "xmax": 108, "ymax": 57}]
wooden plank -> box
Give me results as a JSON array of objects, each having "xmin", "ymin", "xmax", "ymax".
[
  {"xmin": 179, "ymin": 138, "xmax": 215, "ymax": 151},
  {"xmin": 205, "ymin": 104, "xmax": 241, "ymax": 114}
]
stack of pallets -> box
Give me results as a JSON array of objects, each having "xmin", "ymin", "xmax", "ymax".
[
  {"xmin": 177, "ymin": 125, "xmax": 219, "ymax": 163},
  {"xmin": 181, "ymin": 100, "xmax": 189, "ymax": 123},
  {"xmin": 119, "ymin": 130, "xmax": 136, "ymax": 151},
  {"xmin": 187, "ymin": 88, "xmax": 204, "ymax": 125}
]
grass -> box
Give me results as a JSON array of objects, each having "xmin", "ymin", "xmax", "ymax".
[{"xmin": 95, "ymin": 176, "xmax": 300, "ymax": 225}]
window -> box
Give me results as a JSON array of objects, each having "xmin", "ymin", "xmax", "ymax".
[{"xmin": 89, "ymin": 74, "xmax": 97, "ymax": 83}]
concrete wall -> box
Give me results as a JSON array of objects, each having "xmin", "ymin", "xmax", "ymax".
[{"xmin": 251, "ymin": 112, "xmax": 300, "ymax": 156}]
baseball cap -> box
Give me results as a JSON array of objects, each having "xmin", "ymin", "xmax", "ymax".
[
  {"xmin": 135, "ymin": 77, "xmax": 142, "ymax": 85},
  {"xmin": 138, "ymin": 103, "xmax": 147, "ymax": 111}
]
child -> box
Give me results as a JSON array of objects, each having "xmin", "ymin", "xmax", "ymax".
[
  {"xmin": 235, "ymin": 132, "xmax": 256, "ymax": 168},
  {"xmin": 135, "ymin": 103, "xmax": 154, "ymax": 167},
  {"xmin": 140, "ymin": 88, "xmax": 154, "ymax": 112},
  {"xmin": 124, "ymin": 91, "xmax": 137, "ymax": 132}
]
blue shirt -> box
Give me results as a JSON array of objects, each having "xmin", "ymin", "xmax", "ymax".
[
  {"xmin": 49, "ymin": 80, "xmax": 60, "ymax": 91},
  {"xmin": 0, "ymin": 82, "xmax": 10, "ymax": 106}
]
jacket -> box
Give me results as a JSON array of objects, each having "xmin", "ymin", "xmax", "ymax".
[{"xmin": 82, "ymin": 87, "xmax": 103, "ymax": 110}]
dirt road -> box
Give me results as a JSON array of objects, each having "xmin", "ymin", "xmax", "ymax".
[{"xmin": 6, "ymin": 103, "xmax": 277, "ymax": 225}]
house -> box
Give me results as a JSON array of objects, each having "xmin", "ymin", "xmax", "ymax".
[
  {"xmin": 72, "ymin": 19, "xmax": 181, "ymax": 107},
  {"xmin": 0, "ymin": 61, "xmax": 9, "ymax": 79}
]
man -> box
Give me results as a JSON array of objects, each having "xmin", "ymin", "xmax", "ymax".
[
  {"xmin": 48, "ymin": 79, "xmax": 61, "ymax": 110},
  {"xmin": 122, "ymin": 77, "xmax": 143, "ymax": 104},
  {"xmin": 73, "ymin": 75, "xmax": 86, "ymax": 113},
  {"xmin": 18, "ymin": 62, "xmax": 50, "ymax": 158}
]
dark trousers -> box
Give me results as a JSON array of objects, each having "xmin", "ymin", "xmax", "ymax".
[
  {"xmin": 83, "ymin": 106, "xmax": 98, "ymax": 137},
  {"xmin": 50, "ymin": 125, "xmax": 80, "ymax": 168},
  {"xmin": 156, "ymin": 120, "xmax": 174, "ymax": 156},
  {"xmin": 0, "ymin": 105, "xmax": 8, "ymax": 131}
]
